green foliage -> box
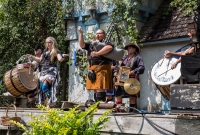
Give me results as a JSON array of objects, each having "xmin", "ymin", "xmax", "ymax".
[
  {"xmin": 10, "ymin": 102, "xmax": 111, "ymax": 135},
  {"xmin": 84, "ymin": 32, "xmax": 95, "ymax": 42},
  {"xmin": 86, "ymin": 0, "xmax": 96, "ymax": 7},
  {"xmin": 72, "ymin": 32, "xmax": 93, "ymax": 85},
  {"xmin": 170, "ymin": 0, "xmax": 198, "ymax": 16},
  {"xmin": 0, "ymin": 0, "xmax": 68, "ymax": 103},
  {"xmin": 102, "ymin": 0, "xmax": 142, "ymax": 45},
  {"xmin": 64, "ymin": 0, "xmax": 77, "ymax": 13},
  {"xmin": 73, "ymin": 0, "xmax": 142, "ymax": 82},
  {"xmin": 75, "ymin": 49, "xmax": 88, "ymax": 85}
]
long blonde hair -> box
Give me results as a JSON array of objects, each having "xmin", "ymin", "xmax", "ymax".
[{"xmin": 45, "ymin": 37, "xmax": 58, "ymax": 63}]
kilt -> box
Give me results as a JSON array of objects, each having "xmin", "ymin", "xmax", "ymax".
[{"xmin": 86, "ymin": 64, "xmax": 113, "ymax": 90}]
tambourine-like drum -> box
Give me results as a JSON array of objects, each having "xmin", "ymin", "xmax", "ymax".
[
  {"xmin": 4, "ymin": 66, "xmax": 38, "ymax": 97},
  {"xmin": 151, "ymin": 57, "xmax": 181, "ymax": 100}
]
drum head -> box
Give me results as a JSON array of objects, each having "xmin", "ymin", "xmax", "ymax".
[
  {"xmin": 18, "ymin": 68, "xmax": 38, "ymax": 90},
  {"xmin": 151, "ymin": 57, "xmax": 181, "ymax": 86}
]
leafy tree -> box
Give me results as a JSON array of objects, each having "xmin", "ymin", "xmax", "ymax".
[{"xmin": 0, "ymin": 0, "xmax": 69, "ymax": 106}]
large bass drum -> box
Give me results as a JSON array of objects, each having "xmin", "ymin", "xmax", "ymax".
[
  {"xmin": 4, "ymin": 66, "xmax": 38, "ymax": 97},
  {"xmin": 151, "ymin": 44, "xmax": 191, "ymax": 100},
  {"xmin": 151, "ymin": 57, "xmax": 181, "ymax": 100}
]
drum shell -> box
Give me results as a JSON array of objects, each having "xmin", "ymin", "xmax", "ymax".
[
  {"xmin": 3, "ymin": 67, "xmax": 38, "ymax": 97},
  {"xmin": 155, "ymin": 80, "xmax": 180, "ymax": 100},
  {"xmin": 151, "ymin": 44, "xmax": 192, "ymax": 100},
  {"xmin": 151, "ymin": 57, "xmax": 181, "ymax": 101},
  {"xmin": 155, "ymin": 85, "xmax": 170, "ymax": 100}
]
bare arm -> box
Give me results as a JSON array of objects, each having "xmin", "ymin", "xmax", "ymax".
[
  {"xmin": 57, "ymin": 53, "xmax": 69, "ymax": 62},
  {"xmin": 170, "ymin": 47, "xmax": 194, "ymax": 69},
  {"xmin": 171, "ymin": 57, "xmax": 181, "ymax": 69},
  {"xmin": 26, "ymin": 54, "xmax": 43, "ymax": 62},
  {"xmin": 164, "ymin": 47, "xmax": 194, "ymax": 57},
  {"xmin": 77, "ymin": 26, "xmax": 85, "ymax": 48},
  {"xmin": 91, "ymin": 45, "xmax": 113, "ymax": 57},
  {"xmin": 165, "ymin": 51, "xmax": 186, "ymax": 56}
]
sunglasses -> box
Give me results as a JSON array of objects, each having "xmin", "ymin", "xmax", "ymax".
[{"xmin": 46, "ymin": 42, "xmax": 52, "ymax": 44}]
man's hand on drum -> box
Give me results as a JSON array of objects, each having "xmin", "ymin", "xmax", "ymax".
[
  {"xmin": 171, "ymin": 62, "xmax": 177, "ymax": 69},
  {"xmin": 164, "ymin": 50, "xmax": 171, "ymax": 58}
]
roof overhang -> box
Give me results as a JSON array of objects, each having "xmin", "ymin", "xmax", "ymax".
[{"xmin": 139, "ymin": 37, "xmax": 190, "ymax": 46}]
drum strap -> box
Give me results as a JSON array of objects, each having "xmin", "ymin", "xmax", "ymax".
[
  {"xmin": 10, "ymin": 68, "xmax": 23, "ymax": 94},
  {"xmin": 130, "ymin": 56, "xmax": 139, "ymax": 79},
  {"xmin": 130, "ymin": 57, "xmax": 135, "ymax": 68}
]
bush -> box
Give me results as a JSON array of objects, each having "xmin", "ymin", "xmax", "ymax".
[{"xmin": 11, "ymin": 102, "xmax": 111, "ymax": 135}]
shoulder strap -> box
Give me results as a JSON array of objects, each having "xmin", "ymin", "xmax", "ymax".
[{"xmin": 130, "ymin": 56, "xmax": 135, "ymax": 68}]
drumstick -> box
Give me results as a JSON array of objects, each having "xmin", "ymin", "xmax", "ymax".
[
  {"xmin": 158, "ymin": 68, "xmax": 172, "ymax": 77},
  {"xmin": 165, "ymin": 59, "xmax": 171, "ymax": 76},
  {"xmin": 159, "ymin": 57, "xmax": 165, "ymax": 66}
]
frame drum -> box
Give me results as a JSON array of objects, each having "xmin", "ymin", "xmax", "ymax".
[
  {"xmin": 4, "ymin": 67, "xmax": 38, "ymax": 97},
  {"xmin": 151, "ymin": 57, "xmax": 181, "ymax": 100}
]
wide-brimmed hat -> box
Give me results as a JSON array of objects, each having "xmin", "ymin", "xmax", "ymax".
[{"xmin": 124, "ymin": 43, "xmax": 140, "ymax": 53}]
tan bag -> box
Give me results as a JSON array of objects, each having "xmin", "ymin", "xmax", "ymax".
[{"xmin": 1, "ymin": 104, "xmax": 21, "ymax": 126}]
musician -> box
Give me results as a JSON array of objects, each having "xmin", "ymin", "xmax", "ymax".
[
  {"xmin": 26, "ymin": 37, "xmax": 69, "ymax": 107},
  {"xmin": 105, "ymin": 60, "xmax": 118, "ymax": 102},
  {"xmin": 114, "ymin": 43, "xmax": 145, "ymax": 112},
  {"xmin": 77, "ymin": 26, "xmax": 114, "ymax": 102},
  {"xmin": 164, "ymin": 28, "xmax": 197, "ymax": 69},
  {"xmin": 26, "ymin": 45, "xmax": 42, "ymax": 107}
]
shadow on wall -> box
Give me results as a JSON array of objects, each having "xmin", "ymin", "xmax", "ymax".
[{"xmin": 146, "ymin": 69, "xmax": 162, "ymax": 112}]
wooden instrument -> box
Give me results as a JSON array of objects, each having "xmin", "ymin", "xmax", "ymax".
[
  {"xmin": 114, "ymin": 66, "xmax": 130, "ymax": 86},
  {"xmin": 4, "ymin": 66, "xmax": 38, "ymax": 97},
  {"xmin": 4, "ymin": 56, "xmax": 38, "ymax": 97},
  {"xmin": 151, "ymin": 57, "xmax": 181, "ymax": 100}
]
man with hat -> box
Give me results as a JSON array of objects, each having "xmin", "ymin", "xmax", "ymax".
[
  {"xmin": 114, "ymin": 43, "xmax": 145, "ymax": 112},
  {"xmin": 164, "ymin": 24, "xmax": 198, "ymax": 69}
]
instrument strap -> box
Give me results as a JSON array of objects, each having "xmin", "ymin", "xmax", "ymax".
[
  {"xmin": 93, "ymin": 60, "xmax": 105, "ymax": 72},
  {"xmin": 130, "ymin": 56, "xmax": 135, "ymax": 68}
]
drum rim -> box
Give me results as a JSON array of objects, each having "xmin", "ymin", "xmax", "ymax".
[
  {"xmin": 150, "ymin": 57, "xmax": 181, "ymax": 86},
  {"xmin": 17, "ymin": 68, "xmax": 38, "ymax": 90}
]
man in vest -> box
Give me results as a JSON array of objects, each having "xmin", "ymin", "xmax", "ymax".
[{"xmin": 114, "ymin": 43, "xmax": 145, "ymax": 112}]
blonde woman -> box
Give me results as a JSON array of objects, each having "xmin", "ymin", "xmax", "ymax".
[{"xmin": 27, "ymin": 37, "xmax": 69, "ymax": 106}]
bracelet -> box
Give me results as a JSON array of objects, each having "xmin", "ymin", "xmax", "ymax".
[{"xmin": 62, "ymin": 54, "xmax": 65, "ymax": 58}]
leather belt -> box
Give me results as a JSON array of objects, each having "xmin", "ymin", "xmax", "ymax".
[{"xmin": 89, "ymin": 60, "xmax": 110, "ymax": 65}]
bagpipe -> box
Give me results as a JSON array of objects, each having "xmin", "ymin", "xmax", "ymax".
[{"xmin": 90, "ymin": 22, "xmax": 125, "ymax": 61}]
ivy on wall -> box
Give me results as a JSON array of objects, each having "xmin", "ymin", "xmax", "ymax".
[
  {"xmin": 103, "ymin": 0, "xmax": 142, "ymax": 45},
  {"xmin": 67, "ymin": 0, "xmax": 200, "ymax": 87},
  {"xmin": 169, "ymin": 0, "xmax": 198, "ymax": 16},
  {"xmin": 70, "ymin": 0, "xmax": 142, "ymax": 84}
]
